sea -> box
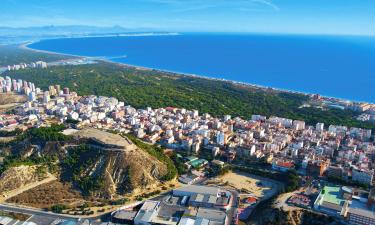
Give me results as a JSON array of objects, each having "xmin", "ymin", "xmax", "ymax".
[{"xmin": 28, "ymin": 33, "xmax": 375, "ymax": 103}]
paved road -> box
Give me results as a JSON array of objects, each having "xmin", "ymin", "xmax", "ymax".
[
  {"xmin": 0, "ymin": 203, "xmax": 108, "ymax": 225},
  {"xmin": 226, "ymin": 190, "xmax": 239, "ymax": 225},
  {"xmin": 0, "ymin": 204, "xmax": 77, "ymax": 224}
]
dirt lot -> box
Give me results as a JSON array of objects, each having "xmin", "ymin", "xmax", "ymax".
[
  {"xmin": 0, "ymin": 93, "xmax": 26, "ymax": 113},
  {"xmin": 6, "ymin": 180, "xmax": 87, "ymax": 209},
  {"xmin": 208, "ymin": 171, "xmax": 281, "ymax": 199},
  {"xmin": 6, "ymin": 179, "xmax": 180, "ymax": 216}
]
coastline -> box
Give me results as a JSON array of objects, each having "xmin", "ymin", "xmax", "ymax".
[
  {"xmin": 23, "ymin": 40, "xmax": 373, "ymax": 105},
  {"xmin": 20, "ymin": 42, "xmax": 84, "ymax": 59}
]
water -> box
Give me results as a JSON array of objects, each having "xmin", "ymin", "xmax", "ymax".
[{"xmin": 28, "ymin": 33, "xmax": 375, "ymax": 103}]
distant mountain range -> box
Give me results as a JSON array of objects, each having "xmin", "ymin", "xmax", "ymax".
[{"xmin": 0, "ymin": 25, "xmax": 160, "ymax": 44}]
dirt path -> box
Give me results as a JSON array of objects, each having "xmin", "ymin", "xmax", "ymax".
[{"xmin": 0, "ymin": 173, "xmax": 57, "ymax": 202}]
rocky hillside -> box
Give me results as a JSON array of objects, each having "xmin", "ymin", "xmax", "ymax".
[
  {"xmin": 0, "ymin": 126, "xmax": 175, "ymax": 200},
  {"xmin": 62, "ymin": 143, "xmax": 169, "ymax": 199},
  {"xmin": 0, "ymin": 165, "xmax": 45, "ymax": 195}
]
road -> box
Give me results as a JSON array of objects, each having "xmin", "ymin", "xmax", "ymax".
[
  {"xmin": 227, "ymin": 190, "xmax": 239, "ymax": 225},
  {"xmin": 273, "ymin": 191, "xmax": 299, "ymax": 211},
  {"xmin": 0, "ymin": 181, "xmax": 179, "ymax": 224},
  {"xmin": 0, "ymin": 203, "xmax": 107, "ymax": 225},
  {"xmin": 0, "ymin": 203, "xmax": 77, "ymax": 224}
]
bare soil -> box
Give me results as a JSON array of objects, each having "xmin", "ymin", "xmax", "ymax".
[{"xmin": 6, "ymin": 180, "xmax": 86, "ymax": 209}]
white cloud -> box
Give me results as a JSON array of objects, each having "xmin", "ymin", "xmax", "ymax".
[
  {"xmin": 146, "ymin": 0, "xmax": 280, "ymax": 12},
  {"xmin": 250, "ymin": 0, "xmax": 280, "ymax": 12}
]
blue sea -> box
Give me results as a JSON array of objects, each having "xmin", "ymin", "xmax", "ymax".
[{"xmin": 28, "ymin": 33, "xmax": 375, "ymax": 103}]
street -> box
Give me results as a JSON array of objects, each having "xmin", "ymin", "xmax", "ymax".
[{"xmin": 0, "ymin": 203, "xmax": 105, "ymax": 225}]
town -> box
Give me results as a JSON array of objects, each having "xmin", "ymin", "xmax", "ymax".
[{"xmin": 1, "ymin": 74, "xmax": 375, "ymax": 225}]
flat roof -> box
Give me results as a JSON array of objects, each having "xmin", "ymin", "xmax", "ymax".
[
  {"xmin": 188, "ymin": 158, "xmax": 208, "ymax": 167},
  {"xmin": 135, "ymin": 210, "xmax": 154, "ymax": 222},
  {"xmin": 141, "ymin": 200, "xmax": 160, "ymax": 211},
  {"xmin": 174, "ymin": 185, "xmax": 219, "ymax": 196},
  {"xmin": 186, "ymin": 156, "xmax": 198, "ymax": 161},
  {"xmin": 322, "ymin": 186, "xmax": 344, "ymax": 206},
  {"xmin": 178, "ymin": 217, "xmax": 209, "ymax": 225},
  {"xmin": 208, "ymin": 195, "xmax": 217, "ymax": 204},
  {"xmin": 59, "ymin": 221, "xmax": 76, "ymax": 225},
  {"xmin": 196, "ymin": 208, "xmax": 226, "ymax": 222},
  {"xmin": 112, "ymin": 210, "xmax": 137, "ymax": 220},
  {"xmin": 349, "ymin": 200, "xmax": 375, "ymax": 219},
  {"xmin": 157, "ymin": 202, "xmax": 185, "ymax": 218},
  {"xmin": 194, "ymin": 194, "xmax": 204, "ymax": 202}
]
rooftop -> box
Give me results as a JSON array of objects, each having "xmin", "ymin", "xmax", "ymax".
[
  {"xmin": 196, "ymin": 208, "xmax": 227, "ymax": 222},
  {"xmin": 178, "ymin": 217, "xmax": 209, "ymax": 225},
  {"xmin": 174, "ymin": 185, "xmax": 219, "ymax": 196},
  {"xmin": 322, "ymin": 186, "xmax": 345, "ymax": 206},
  {"xmin": 349, "ymin": 199, "xmax": 375, "ymax": 219},
  {"xmin": 141, "ymin": 200, "xmax": 160, "ymax": 211},
  {"xmin": 135, "ymin": 210, "xmax": 154, "ymax": 223},
  {"xmin": 112, "ymin": 210, "xmax": 137, "ymax": 220}
]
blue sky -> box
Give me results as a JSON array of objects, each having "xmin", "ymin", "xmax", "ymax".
[{"xmin": 1, "ymin": 0, "xmax": 375, "ymax": 35}]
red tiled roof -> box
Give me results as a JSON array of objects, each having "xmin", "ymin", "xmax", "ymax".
[{"xmin": 277, "ymin": 161, "xmax": 294, "ymax": 168}]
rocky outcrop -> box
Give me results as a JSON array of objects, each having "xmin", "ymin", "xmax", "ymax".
[
  {"xmin": 66, "ymin": 144, "xmax": 169, "ymax": 199},
  {"xmin": 104, "ymin": 147, "xmax": 168, "ymax": 195}
]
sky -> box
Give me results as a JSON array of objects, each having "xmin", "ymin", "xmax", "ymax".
[{"xmin": 1, "ymin": 0, "xmax": 375, "ymax": 35}]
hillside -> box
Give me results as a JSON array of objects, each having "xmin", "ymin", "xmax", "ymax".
[
  {"xmin": 61, "ymin": 145, "xmax": 169, "ymax": 198},
  {"xmin": 4, "ymin": 58, "xmax": 375, "ymax": 131},
  {"xmin": 0, "ymin": 165, "xmax": 47, "ymax": 196},
  {"xmin": 249, "ymin": 208, "xmax": 345, "ymax": 225},
  {"xmin": 0, "ymin": 126, "xmax": 175, "ymax": 207}
]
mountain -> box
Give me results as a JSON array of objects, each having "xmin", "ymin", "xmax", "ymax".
[
  {"xmin": 0, "ymin": 25, "xmax": 130, "ymax": 36},
  {"xmin": 0, "ymin": 25, "xmax": 158, "ymax": 44}
]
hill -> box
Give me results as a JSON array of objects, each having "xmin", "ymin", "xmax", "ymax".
[
  {"xmin": 0, "ymin": 126, "xmax": 176, "ymax": 208},
  {"xmin": 62, "ymin": 129, "xmax": 171, "ymax": 198},
  {"xmin": 250, "ymin": 208, "xmax": 345, "ymax": 225}
]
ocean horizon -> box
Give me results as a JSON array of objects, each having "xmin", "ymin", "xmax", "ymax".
[{"xmin": 28, "ymin": 33, "xmax": 375, "ymax": 103}]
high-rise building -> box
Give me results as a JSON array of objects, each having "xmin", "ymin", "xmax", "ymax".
[
  {"xmin": 316, "ymin": 123, "xmax": 324, "ymax": 132},
  {"xmin": 216, "ymin": 131, "xmax": 225, "ymax": 146},
  {"xmin": 63, "ymin": 87, "xmax": 70, "ymax": 95},
  {"xmin": 28, "ymin": 91, "xmax": 36, "ymax": 102},
  {"xmin": 55, "ymin": 85, "xmax": 61, "ymax": 93},
  {"xmin": 12, "ymin": 80, "xmax": 17, "ymax": 91},
  {"xmin": 48, "ymin": 86, "xmax": 56, "ymax": 96},
  {"xmin": 43, "ymin": 91, "xmax": 50, "ymax": 104}
]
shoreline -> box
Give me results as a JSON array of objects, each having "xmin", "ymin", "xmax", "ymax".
[
  {"xmin": 20, "ymin": 42, "xmax": 85, "ymax": 59},
  {"xmin": 23, "ymin": 40, "xmax": 373, "ymax": 105}
]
